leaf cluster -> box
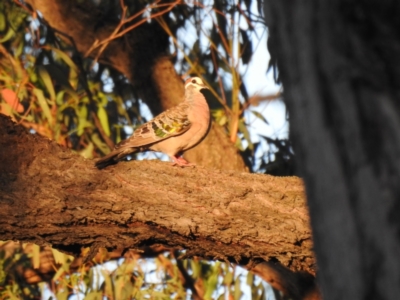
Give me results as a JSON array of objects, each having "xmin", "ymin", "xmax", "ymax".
[{"xmin": 0, "ymin": 243, "xmax": 267, "ymax": 300}]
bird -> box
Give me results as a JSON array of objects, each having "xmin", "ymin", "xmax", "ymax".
[{"xmin": 95, "ymin": 77, "xmax": 211, "ymax": 169}]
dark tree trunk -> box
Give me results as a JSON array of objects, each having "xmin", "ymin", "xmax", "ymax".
[
  {"xmin": 264, "ymin": 1, "xmax": 400, "ymax": 299},
  {"xmin": 0, "ymin": 114, "xmax": 317, "ymax": 298}
]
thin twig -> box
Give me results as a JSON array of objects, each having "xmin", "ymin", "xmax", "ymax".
[
  {"xmin": 85, "ymin": 0, "xmax": 180, "ymax": 67},
  {"xmin": 239, "ymin": 92, "xmax": 282, "ymax": 115}
]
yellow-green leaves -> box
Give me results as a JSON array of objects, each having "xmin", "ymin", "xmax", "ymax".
[
  {"xmin": 92, "ymin": 133, "xmax": 110, "ymax": 155},
  {"xmin": 84, "ymin": 291, "xmax": 103, "ymax": 300},
  {"xmin": 250, "ymin": 110, "xmax": 269, "ymax": 125},
  {"xmin": 31, "ymin": 244, "xmax": 40, "ymax": 269},
  {"xmin": 38, "ymin": 66, "xmax": 56, "ymax": 101},
  {"xmin": 0, "ymin": 26, "xmax": 15, "ymax": 43},
  {"xmin": 213, "ymin": 109, "xmax": 228, "ymax": 126},
  {"xmin": 204, "ymin": 270, "xmax": 219, "ymax": 299},
  {"xmin": 97, "ymin": 105, "xmax": 111, "ymax": 136},
  {"xmin": 0, "ymin": 11, "xmax": 6, "ymax": 31},
  {"xmin": 239, "ymin": 118, "xmax": 253, "ymax": 150},
  {"xmin": 33, "ymin": 88, "xmax": 53, "ymax": 124},
  {"xmin": 101, "ymin": 269, "xmax": 114, "ymax": 298},
  {"xmin": 48, "ymin": 46, "xmax": 80, "ymax": 89},
  {"xmin": 77, "ymin": 104, "xmax": 89, "ymax": 136},
  {"xmin": 79, "ymin": 142, "xmax": 94, "ymax": 159},
  {"xmin": 51, "ymin": 248, "xmax": 74, "ymax": 265}
]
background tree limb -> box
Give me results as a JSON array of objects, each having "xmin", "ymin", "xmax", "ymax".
[
  {"xmin": 25, "ymin": 0, "xmax": 248, "ymax": 171},
  {"xmin": 0, "ymin": 113, "xmax": 314, "ymax": 298}
]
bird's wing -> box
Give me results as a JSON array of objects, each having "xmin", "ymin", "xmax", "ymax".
[{"xmin": 115, "ymin": 101, "xmax": 191, "ymax": 149}]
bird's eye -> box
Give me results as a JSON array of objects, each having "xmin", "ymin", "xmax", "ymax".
[{"xmin": 192, "ymin": 79, "xmax": 197, "ymax": 84}]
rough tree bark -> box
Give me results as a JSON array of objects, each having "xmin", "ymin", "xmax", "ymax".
[
  {"xmin": 0, "ymin": 114, "xmax": 316, "ymax": 299},
  {"xmin": 25, "ymin": 0, "xmax": 247, "ymax": 171},
  {"xmin": 264, "ymin": 1, "xmax": 400, "ymax": 299}
]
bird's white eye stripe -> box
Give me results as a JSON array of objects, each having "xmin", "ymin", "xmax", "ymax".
[{"xmin": 184, "ymin": 77, "xmax": 205, "ymax": 88}]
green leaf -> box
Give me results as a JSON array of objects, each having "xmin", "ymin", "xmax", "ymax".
[
  {"xmin": 29, "ymin": 68, "xmax": 38, "ymax": 83},
  {"xmin": 101, "ymin": 269, "xmax": 114, "ymax": 298},
  {"xmin": 33, "ymin": 88, "xmax": 53, "ymax": 124},
  {"xmin": 15, "ymin": 37, "xmax": 24, "ymax": 57},
  {"xmin": 97, "ymin": 106, "xmax": 111, "ymax": 136},
  {"xmin": 239, "ymin": 118, "xmax": 253, "ymax": 150},
  {"xmin": 48, "ymin": 47, "xmax": 79, "ymax": 89},
  {"xmin": 84, "ymin": 291, "xmax": 103, "ymax": 300},
  {"xmin": 234, "ymin": 275, "xmax": 243, "ymax": 300},
  {"xmin": 204, "ymin": 272, "xmax": 219, "ymax": 299},
  {"xmin": 79, "ymin": 142, "xmax": 94, "ymax": 159},
  {"xmin": 57, "ymin": 89, "xmax": 80, "ymax": 108},
  {"xmin": 191, "ymin": 260, "xmax": 200, "ymax": 279},
  {"xmin": 5, "ymin": 286, "xmax": 19, "ymax": 300},
  {"xmin": 218, "ymin": 114, "xmax": 228, "ymax": 126},
  {"xmin": 80, "ymin": 96, "xmax": 90, "ymax": 104},
  {"xmin": 52, "ymin": 266, "xmax": 65, "ymax": 282},
  {"xmin": 246, "ymin": 271, "xmax": 253, "ymax": 286},
  {"xmin": 91, "ymin": 133, "xmax": 110, "ymax": 155},
  {"xmin": 49, "ymin": 47, "xmax": 78, "ymax": 73},
  {"xmin": 38, "ymin": 282, "xmax": 47, "ymax": 297},
  {"xmin": 223, "ymin": 271, "xmax": 233, "ymax": 285},
  {"xmin": 51, "ymin": 248, "xmax": 73, "ymax": 265},
  {"xmin": 87, "ymin": 268, "xmax": 95, "ymax": 291},
  {"xmin": 70, "ymin": 273, "xmax": 80, "ymax": 289},
  {"xmin": 115, "ymin": 274, "xmax": 134, "ymax": 300},
  {"xmin": 0, "ymin": 12, "xmax": 6, "ymax": 31},
  {"xmin": 56, "ymin": 90, "xmax": 66, "ymax": 106},
  {"xmin": 0, "ymin": 27, "xmax": 15, "ymax": 43},
  {"xmin": 65, "ymin": 89, "xmax": 81, "ymax": 102},
  {"xmin": 97, "ymin": 91, "xmax": 108, "ymax": 106},
  {"xmin": 32, "ymin": 244, "xmax": 40, "ymax": 269},
  {"xmin": 56, "ymin": 290, "xmax": 69, "ymax": 300},
  {"xmin": 212, "ymin": 109, "xmax": 228, "ymax": 126},
  {"xmin": 257, "ymin": 282, "xmax": 266, "ymax": 300},
  {"xmin": 38, "ymin": 66, "xmax": 56, "ymax": 101},
  {"xmin": 250, "ymin": 110, "xmax": 269, "ymax": 125},
  {"xmin": 0, "ymin": 102, "xmax": 13, "ymax": 117},
  {"xmin": 77, "ymin": 105, "xmax": 88, "ymax": 136}
]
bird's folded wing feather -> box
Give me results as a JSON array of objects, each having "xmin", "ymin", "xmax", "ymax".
[{"xmin": 115, "ymin": 102, "xmax": 192, "ymax": 149}]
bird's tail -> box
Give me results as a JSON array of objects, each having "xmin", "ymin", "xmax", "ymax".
[{"xmin": 95, "ymin": 148, "xmax": 137, "ymax": 169}]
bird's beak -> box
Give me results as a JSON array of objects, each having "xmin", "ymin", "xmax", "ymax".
[{"xmin": 200, "ymin": 83, "xmax": 209, "ymax": 89}]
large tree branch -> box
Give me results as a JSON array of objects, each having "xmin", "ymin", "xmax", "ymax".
[
  {"xmin": 0, "ymin": 114, "xmax": 315, "ymax": 297},
  {"xmin": 25, "ymin": 0, "xmax": 248, "ymax": 171}
]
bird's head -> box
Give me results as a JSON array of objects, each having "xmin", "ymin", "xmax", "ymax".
[{"xmin": 184, "ymin": 77, "xmax": 208, "ymax": 92}]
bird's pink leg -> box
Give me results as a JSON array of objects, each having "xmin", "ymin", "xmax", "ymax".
[{"xmin": 171, "ymin": 155, "xmax": 195, "ymax": 167}]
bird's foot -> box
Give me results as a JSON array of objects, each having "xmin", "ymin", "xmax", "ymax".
[{"xmin": 171, "ymin": 156, "xmax": 195, "ymax": 167}]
